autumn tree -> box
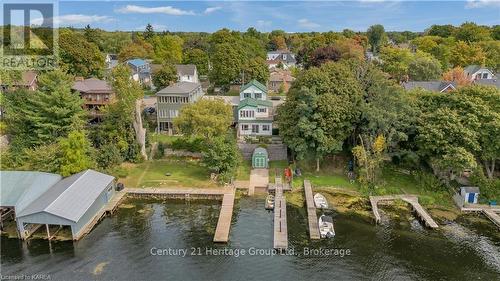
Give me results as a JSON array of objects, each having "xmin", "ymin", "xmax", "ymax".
[
  {"xmin": 352, "ymin": 135, "xmax": 386, "ymax": 185},
  {"xmin": 450, "ymin": 41, "xmax": 485, "ymax": 67},
  {"xmin": 442, "ymin": 67, "xmax": 471, "ymax": 86},
  {"xmin": 118, "ymin": 39, "xmax": 153, "ymax": 62},
  {"xmin": 307, "ymin": 45, "xmax": 342, "ymax": 68},
  {"xmin": 59, "ymin": 30, "xmax": 104, "ymax": 77}
]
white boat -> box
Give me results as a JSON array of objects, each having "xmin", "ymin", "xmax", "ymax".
[
  {"xmin": 314, "ymin": 193, "xmax": 328, "ymax": 209},
  {"xmin": 265, "ymin": 194, "xmax": 275, "ymax": 210},
  {"xmin": 318, "ymin": 215, "xmax": 335, "ymax": 238}
]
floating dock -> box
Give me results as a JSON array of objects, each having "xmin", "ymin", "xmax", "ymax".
[
  {"xmin": 304, "ymin": 180, "xmax": 320, "ymax": 239},
  {"xmin": 125, "ymin": 188, "xmax": 236, "ymax": 242},
  {"xmin": 369, "ymin": 195, "xmax": 439, "ymax": 229},
  {"xmin": 273, "ymin": 177, "xmax": 288, "ymax": 249}
]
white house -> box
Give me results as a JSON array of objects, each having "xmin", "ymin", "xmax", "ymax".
[
  {"xmin": 175, "ymin": 64, "xmax": 199, "ymax": 83},
  {"xmin": 266, "ymin": 50, "xmax": 297, "ymax": 69},
  {"xmin": 126, "ymin": 59, "xmax": 152, "ymax": 86},
  {"xmin": 464, "ymin": 65, "xmax": 495, "ymax": 81},
  {"xmin": 237, "ymin": 80, "xmax": 273, "ymax": 137}
]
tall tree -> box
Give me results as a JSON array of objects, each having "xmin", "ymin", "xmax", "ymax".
[
  {"xmin": 278, "ymin": 62, "xmax": 363, "ymax": 171},
  {"xmin": 408, "ymin": 56, "xmax": 442, "ymax": 81},
  {"xmin": 151, "ymin": 34, "xmax": 183, "ymax": 64},
  {"xmin": 59, "ymin": 30, "xmax": 104, "ymax": 77},
  {"xmin": 209, "ymin": 42, "xmax": 245, "ymax": 87},
  {"xmin": 143, "ymin": 23, "xmax": 155, "ymax": 41},
  {"xmin": 59, "ymin": 130, "xmax": 94, "ymax": 176},
  {"xmin": 153, "ymin": 63, "xmax": 177, "ymax": 89},
  {"xmin": 367, "ymin": 24, "xmax": 386, "ymax": 53},
  {"xmin": 183, "ymin": 48, "xmax": 209, "ymax": 75},
  {"xmin": 243, "ymin": 57, "xmax": 269, "ymax": 84}
]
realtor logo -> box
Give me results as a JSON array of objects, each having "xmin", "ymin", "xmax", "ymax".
[{"xmin": 1, "ymin": 1, "xmax": 58, "ymax": 70}]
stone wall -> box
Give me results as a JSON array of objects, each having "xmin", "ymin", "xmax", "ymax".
[
  {"xmin": 164, "ymin": 149, "xmax": 202, "ymax": 158},
  {"xmin": 237, "ymin": 143, "xmax": 288, "ymax": 161}
]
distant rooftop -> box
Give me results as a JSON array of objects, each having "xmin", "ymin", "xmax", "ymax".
[
  {"xmin": 72, "ymin": 78, "xmax": 113, "ymax": 94},
  {"xmin": 156, "ymin": 81, "xmax": 201, "ymax": 95},
  {"xmin": 402, "ymin": 81, "xmax": 456, "ymax": 93},
  {"xmin": 126, "ymin": 58, "xmax": 148, "ymax": 67},
  {"xmin": 241, "ymin": 79, "xmax": 268, "ymax": 93},
  {"xmin": 175, "ymin": 64, "xmax": 197, "ymax": 77}
]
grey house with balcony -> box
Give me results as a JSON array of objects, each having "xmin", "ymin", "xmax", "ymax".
[{"xmin": 156, "ymin": 81, "xmax": 204, "ymax": 134}]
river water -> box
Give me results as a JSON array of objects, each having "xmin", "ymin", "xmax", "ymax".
[{"xmin": 1, "ymin": 197, "xmax": 500, "ymax": 281}]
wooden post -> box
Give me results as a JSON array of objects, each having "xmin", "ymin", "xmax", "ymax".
[{"xmin": 46, "ymin": 224, "xmax": 50, "ymax": 240}]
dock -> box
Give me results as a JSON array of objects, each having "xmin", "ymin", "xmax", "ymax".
[
  {"xmin": 458, "ymin": 202, "xmax": 500, "ymax": 229},
  {"xmin": 304, "ymin": 180, "xmax": 320, "ymax": 239},
  {"xmin": 273, "ymin": 177, "xmax": 288, "ymax": 249},
  {"xmin": 482, "ymin": 210, "xmax": 500, "ymax": 228},
  {"xmin": 369, "ymin": 195, "xmax": 439, "ymax": 229},
  {"xmin": 125, "ymin": 188, "xmax": 236, "ymax": 242}
]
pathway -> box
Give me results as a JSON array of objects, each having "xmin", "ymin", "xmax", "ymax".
[{"xmin": 248, "ymin": 168, "xmax": 269, "ymax": 195}]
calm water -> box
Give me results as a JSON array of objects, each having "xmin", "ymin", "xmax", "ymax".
[{"xmin": 1, "ymin": 197, "xmax": 500, "ymax": 281}]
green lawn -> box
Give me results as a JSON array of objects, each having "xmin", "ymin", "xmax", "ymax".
[
  {"xmin": 236, "ymin": 160, "xmax": 251, "ymax": 180},
  {"xmin": 149, "ymin": 133, "xmax": 181, "ymax": 144},
  {"xmin": 118, "ymin": 158, "xmax": 218, "ymax": 188}
]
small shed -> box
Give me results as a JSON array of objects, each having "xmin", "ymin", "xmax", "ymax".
[
  {"xmin": 460, "ymin": 186, "xmax": 480, "ymax": 204},
  {"xmin": 252, "ymin": 147, "xmax": 269, "ymax": 168}
]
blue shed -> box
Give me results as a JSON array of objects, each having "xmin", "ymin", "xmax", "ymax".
[{"xmin": 460, "ymin": 186, "xmax": 480, "ymax": 204}]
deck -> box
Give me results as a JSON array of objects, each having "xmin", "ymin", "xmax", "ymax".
[
  {"xmin": 459, "ymin": 204, "xmax": 500, "ymax": 229},
  {"xmin": 213, "ymin": 191, "xmax": 236, "ymax": 242},
  {"xmin": 304, "ymin": 180, "xmax": 320, "ymax": 239},
  {"xmin": 369, "ymin": 195, "xmax": 438, "ymax": 229},
  {"xmin": 273, "ymin": 177, "xmax": 288, "ymax": 249}
]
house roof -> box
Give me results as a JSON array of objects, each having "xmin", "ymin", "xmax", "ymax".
[
  {"xmin": 402, "ymin": 81, "xmax": 457, "ymax": 93},
  {"xmin": 253, "ymin": 147, "xmax": 268, "ymax": 156},
  {"xmin": 269, "ymin": 70, "xmax": 295, "ymax": 82},
  {"xmin": 238, "ymin": 98, "xmax": 272, "ymax": 109},
  {"xmin": 474, "ymin": 79, "xmax": 500, "ymax": 88},
  {"xmin": 0, "ymin": 171, "xmax": 62, "ymax": 212},
  {"xmin": 72, "ymin": 78, "xmax": 113, "ymax": 94},
  {"xmin": 240, "ymin": 79, "xmax": 268, "ymax": 93},
  {"xmin": 126, "ymin": 58, "xmax": 148, "ymax": 68},
  {"xmin": 461, "ymin": 186, "xmax": 480, "ymax": 193},
  {"xmin": 17, "ymin": 169, "xmax": 115, "ymax": 222},
  {"xmin": 175, "ymin": 64, "xmax": 196, "ymax": 77},
  {"xmin": 464, "ymin": 65, "xmax": 482, "ymax": 75},
  {"xmin": 156, "ymin": 81, "xmax": 201, "ymax": 95}
]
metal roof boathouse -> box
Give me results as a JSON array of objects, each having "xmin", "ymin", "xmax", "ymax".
[{"xmin": 0, "ymin": 169, "xmax": 116, "ymax": 240}]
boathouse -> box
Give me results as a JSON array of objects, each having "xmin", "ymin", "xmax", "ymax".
[
  {"xmin": 252, "ymin": 147, "xmax": 269, "ymax": 168},
  {"xmin": 1, "ymin": 169, "xmax": 116, "ymax": 240}
]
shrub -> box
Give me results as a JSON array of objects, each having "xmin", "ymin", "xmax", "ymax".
[
  {"xmin": 155, "ymin": 142, "xmax": 165, "ymax": 159},
  {"xmin": 170, "ymin": 137, "xmax": 205, "ymax": 152}
]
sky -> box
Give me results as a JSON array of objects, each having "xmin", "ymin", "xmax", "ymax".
[{"xmin": 5, "ymin": 1, "xmax": 500, "ymax": 32}]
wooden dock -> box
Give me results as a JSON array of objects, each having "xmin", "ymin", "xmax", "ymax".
[
  {"xmin": 369, "ymin": 195, "xmax": 439, "ymax": 229},
  {"xmin": 125, "ymin": 188, "xmax": 236, "ymax": 242},
  {"xmin": 213, "ymin": 191, "xmax": 235, "ymax": 242},
  {"xmin": 304, "ymin": 180, "xmax": 320, "ymax": 239},
  {"xmin": 273, "ymin": 177, "xmax": 288, "ymax": 249},
  {"xmin": 459, "ymin": 204, "xmax": 500, "ymax": 229}
]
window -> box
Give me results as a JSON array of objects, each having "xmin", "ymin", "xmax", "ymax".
[
  {"xmin": 240, "ymin": 110, "xmax": 255, "ymax": 118},
  {"xmin": 244, "ymin": 93, "xmax": 251, "ymax": 98},
  {"xmin": 262, "ymin": 125, "xmax": 270, "ymax": 131},
  {"xmin": 257, "ymin": 108, "xmax": 267, "ymax": 113},
  {"xmin": 255, "ymin": 93, "xmax": 262, "ymax": 99},
  {"xmin": 252, "ymin": 125, "xmax": 259, "ymax": 133},
  {"xmin": 482, "ymin": 72, "xmax": 488, "ymax": 79},
  {"xmin": 242, "ymin": 124, "xmax": 249, "ymax": 131}
]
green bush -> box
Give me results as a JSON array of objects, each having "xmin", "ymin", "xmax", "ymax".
[
  {"xmin": 416, "ymin": 171, "xmax": 445, "ymax": 192},
  {"xmin": 170, "ymin": 137, "xmax": 205, "ymax": 152},
  {"xmin": 154, "ymin": 142, "xmax": 165, "ymax": 159}
]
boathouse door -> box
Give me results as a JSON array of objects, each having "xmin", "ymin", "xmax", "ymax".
[{"xmin": 468, "ymin": 193, "xmax": 475, "ymax": 203}]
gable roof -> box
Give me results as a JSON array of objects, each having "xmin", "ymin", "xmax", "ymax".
[
  {"xmin": 72, "ymin": 78, "xmax": 113, "ymax": 94},
  {"xmin": 238, "ymin": 98, "xmax": 272, "ymax": 109},
  {"xmin": 17, "ymin": 170, "xmax": 115, "ymax": 222},
  {"xmin": 240, "ymin": 79, "xmax": 267, "ymax": 94},
  {"xmin": 156, "ymin": 81, "xmax": 201, "ymax": 95},
  {"xmin": 175, "ymin": 64, "xmax": 196, "ymax": 77},
  {"xmin": 464, "ymin": 65, "xmax": 482, "ymax": 75},
  {"xmin": 0, "ymin": 171, "xmax": 62, "ymax": 212},
  {"xmin": 402, "ymin": 81, "xmax": 457, "ymax": 93}
]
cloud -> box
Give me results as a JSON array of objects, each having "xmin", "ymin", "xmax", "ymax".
[
  {"xmin": 465, "ymin": 0, "xmax": 500, "ymax": 8},
  {"xmin": 116, "ymin": 5, "xmax": 195, "ymax": 16},
  {"xmin": 297, "ymin": 18, "xmax": 320, "ymax": 29},
  {"xmin": 256, "ymin": 20, "xmax": 272, "ymax": 27},
  {"xmin": 31, "ymin": 14, "xmax": 113, "ymax": 26},
  {"xmin": 204, "ymin": 7, "xmax": 222, "ymax": 14}
]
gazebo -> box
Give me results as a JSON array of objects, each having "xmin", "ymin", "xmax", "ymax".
[{"xmin": 252, "ymin": 147, "xmax": 269, "ymax": 168}]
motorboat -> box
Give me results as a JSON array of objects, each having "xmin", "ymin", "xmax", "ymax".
[
  {"xmin": 265, "ymin": 194, "xmax": 275, "ymax": 210},
  {"xmin": 314, "ymin": 193, "xmax": 328, "ymax": 209},
  {"xmin": 318, "ymin": 215, "xmax": 335, "ymax": 238}
]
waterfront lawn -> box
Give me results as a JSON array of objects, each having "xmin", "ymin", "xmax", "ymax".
[
  {"xmin": 236, "ymin": 160, "xmax": 252, "ymax": 180},
  {"xmin": 118, "ymin": 158, "xmax": 218, "ymax": 188}
]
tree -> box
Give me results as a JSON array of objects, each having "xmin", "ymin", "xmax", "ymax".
[
  {"xmin": 352, "ymin": 135, "xmax": 386, "ymax": 185},
  {"xmin": 379, "ymin": 46, "xmax": 413, "ymax": 81},
  {"xmin": 118, "ymin": 39, "xmax": 153, "ymax": 62},
  {"xmin": 442, "ymin": 67, "xmax": 471, "ymax": 86},
  {"xmin": 492, "ymin": 25, "xmax": 500, "ymax": 40},
  {"xmin": 307, "ymin": 45, "xmax": 342, "ymax": 68},
  {"xmin": 143, "ymin": 23, "xmax": 155, "ymax": 41},
  {"xmin": 278, "ymin": 62, "xmax": 363, "ymax": 171},
  {"xmin": 151, "ymin": 34, "xmax": 183, "ymax": 64},
  {"xmin": 209, "ymin": 42, "xmax": 245, "ymax": 87},
  {"xmin": 153, "ymin": 63, "xmax": 177, "ymax": 89},
  {"xmin": 59, "ymin": 30, "xmax": 104, "ymax": 77},
  {"xmin": 450, "ymin": 41, "xmax": 486, "ymax": 67},
  {"xmin": 84, "ymin": 25, "xmax": 104, "ymax": 50},
  {"xmin": 4, "ymin": 70, "xmax": 86, "ymax": 151},
  {"xmin": 454, "ymin": 22, "xmax": 491, "ymax": 43},
  {"xmin": 174, "ymin": 99, "xmax": 232, "ymax": 139},
  {"xmin": 243, "ymin": 57, "xmax": 269, "ymax": 84},
  {"xmin": 201, "ymin": 135, "xmax": 241, "ymax": 183},
  {"xmin": 426, "ymin": 24, "xmax": 456, "ymax": 37},
  {"xmin": 59, "ymin": 130, "xmax": 94, "ymax": 176},
  {"xmin": 479, "ymin": 40, "xmax": 500, "ymax": 72},
  {"xmin": 183, "ymin": 48, "xmax": 209, "ymax": 75},
  {"xmin": 408, "ymin": 56, "xmax": 442, "ymax": 81},
  {"xmin": 367, "ymin": 24, "xmax": 386, "ymax": 53}
]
